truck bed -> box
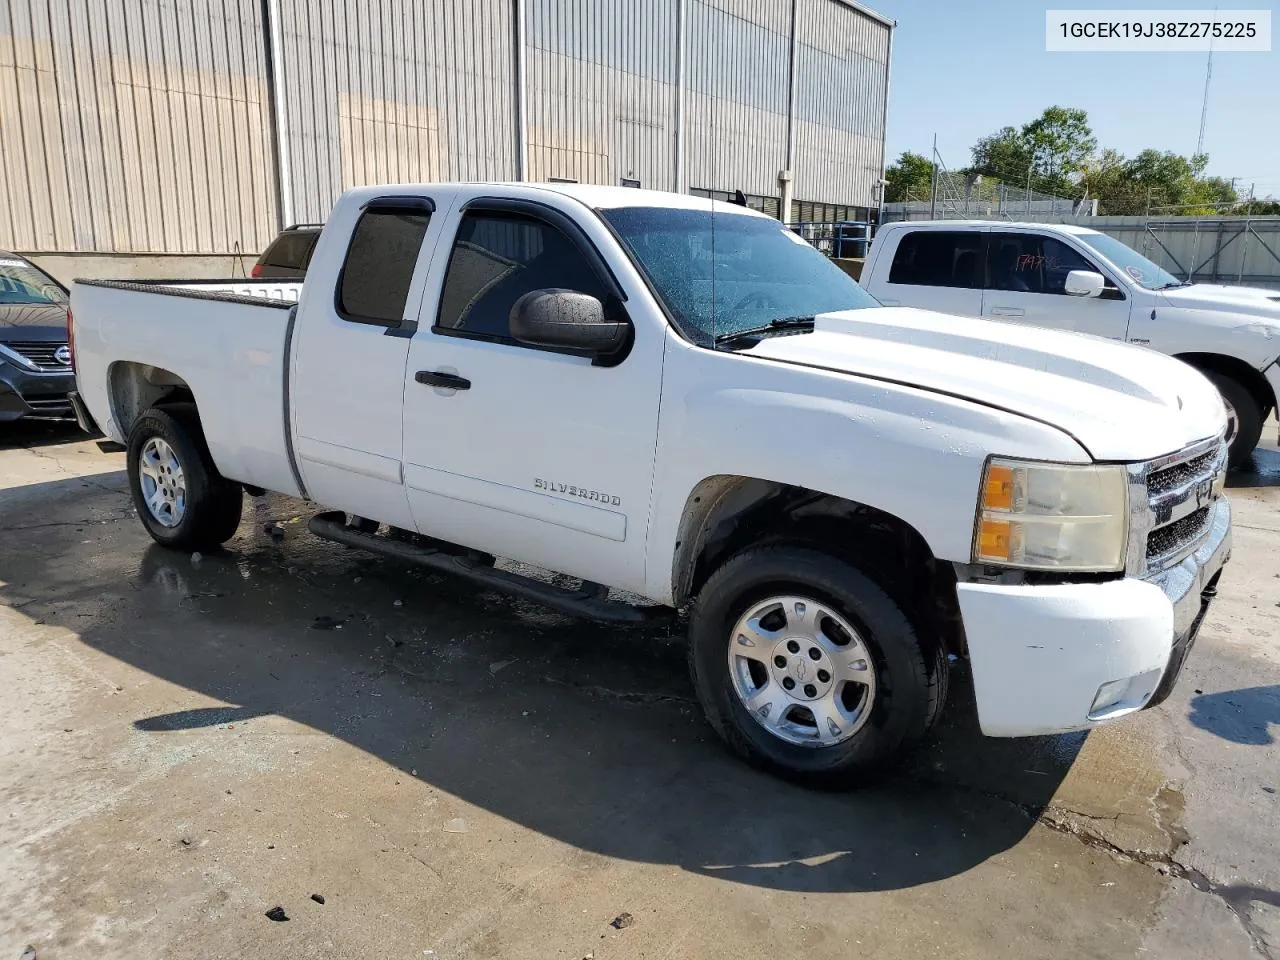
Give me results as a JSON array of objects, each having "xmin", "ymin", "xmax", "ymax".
[{"xmin": 71, "ymin": 278, "xmax": 304, "ymax": 497}]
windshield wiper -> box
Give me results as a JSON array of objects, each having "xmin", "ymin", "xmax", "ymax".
[
  {"xmin": 714, "ymin": 315, "xmax": 815, "ymax": 349},
  {"xmin": 1154, "ymin": 280, "xmax": 1192, "ymax": 290}
]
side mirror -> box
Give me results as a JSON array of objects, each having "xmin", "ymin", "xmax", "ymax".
[
  {"xmin": 1064, "ymin": 269, "xmax": 1105, "ymax": 298},
  {"xmin": 509, "ymin": 288, "xmax": 630, "ymax": 357}
]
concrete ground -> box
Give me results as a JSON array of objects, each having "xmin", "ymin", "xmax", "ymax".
[{"xmin": 1, "ymin": 421, "xmax": 1278, "ymax": 960}]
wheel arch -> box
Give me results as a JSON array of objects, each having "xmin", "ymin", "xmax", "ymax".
[
  {"xmin": 1174, "ymin": 352, "xmax": 1274, "ymax": 419},
  {"xmin": 670, "ymin": 475, "xmax": 966, "ymax": 659},
  {"xmin": 108, "ymin": 361, "xmax": 197, "ymax": 438}
]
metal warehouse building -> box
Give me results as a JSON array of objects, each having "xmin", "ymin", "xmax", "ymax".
[{"xmin": 0, "ymin": 0, "xmax": 892, "ymax": 277}]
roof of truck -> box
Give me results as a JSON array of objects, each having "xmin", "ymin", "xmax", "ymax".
[
  {"xmin": 882, "ymin": 219, "xmax": 1101, "ymax": 235},
  {"xmin": 446, "ymin": 181, "xmax": 775, "ymax": 216}
]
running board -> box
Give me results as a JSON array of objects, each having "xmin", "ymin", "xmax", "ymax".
[{"xmin": 307, "ymin": 511, "xmax": 656, "ymax": 624}]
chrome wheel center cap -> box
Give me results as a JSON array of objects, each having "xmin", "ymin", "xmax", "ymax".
[{"xmin": 770, "ymin": 637, "xmax": 834, "ymax": 701}]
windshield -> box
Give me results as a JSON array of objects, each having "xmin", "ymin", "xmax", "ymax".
[
  {"xmin": 599, "ymin": 206, "xmax": 879, "ymax": 346},
  {"xmin": 1075, "ymin": 233, "xmax": 1183, "ymax": 290},
  {"xmin": 0, "ymin": 257, "xmax": 67, "ymax": 306}
]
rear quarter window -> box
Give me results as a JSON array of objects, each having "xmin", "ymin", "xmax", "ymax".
[
  {"xmin": 887, "ymin": 231, "xmax": 984, "ymax": 289},
  {"xmin": 262, "ymin": 232, "xmax": 317, "ymax": 269},
  {"xmin": 337, "ymin": 208, "xmax": 431, "ymax": 325}
]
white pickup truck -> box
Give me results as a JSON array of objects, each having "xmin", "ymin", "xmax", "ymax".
[
  {"xmin": 69, "ymin": 183, "xmax": 1231, "ymax": 786},
  {"xmin": 862, "ymin": 220, "xmax": 1280, "ymax": 466}
]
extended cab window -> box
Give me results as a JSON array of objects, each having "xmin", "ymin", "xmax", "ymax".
[
  {"xmin": 337, "ymin": 207, "xmax": 431, "ymax": 325},
  {"xmin": 435, "ymin": 211, "xmax": 610, "ymax": 341},
  {"xmin": 987, "ymin": 233, "xmax": 1101, "ymax": 295},
  {"xmin": 888, "ymin": 231, "xmax": 984, "ymax": 288}
]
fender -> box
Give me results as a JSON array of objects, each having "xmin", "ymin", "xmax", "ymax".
[{"xmin": 641, "ymin": 340, "xmax": 1091, "ymax": 604}]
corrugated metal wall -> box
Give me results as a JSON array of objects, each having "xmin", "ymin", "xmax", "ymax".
[
  {"xmin": 525, "ymin": 0, "xmax": 679, "ymax": 189},
  {"xmin": 0, "ymin": 0, "xmax": 276, "ymax": 254},
  {"xmin": 278, "ymin": 0, "xmax": 518, "ymax": 224},
  {"xmin": 684, "ymin": 0, "xmax": 793, "ymax": 199},
  {"xmin": 792, "ymin": 0, "xmax": 888, "ymax": 209},
  {"xmin": 1, "ymin": 0, "xmax": 890, "ymax": 255}
]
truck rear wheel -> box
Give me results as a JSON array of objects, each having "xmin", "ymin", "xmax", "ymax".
[
  {"xmin": 1202, "ymin": 372, "xmax": 1262, "ymax": 468},
  {"xmin": 688, "ymin": 544, "xmax": 946, "ymax": 788},
  {"xmin": 127, "ymin": 405, "xmax": 243, "ymax": 551}
]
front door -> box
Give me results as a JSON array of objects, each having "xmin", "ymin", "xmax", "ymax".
[
  {"xmin": 399, "ymin": 194, "xmax": 665, "ymax": 593},
  {"xmin": 982, "ymin": 232, "xmax": 1131, "ymax": 339}
]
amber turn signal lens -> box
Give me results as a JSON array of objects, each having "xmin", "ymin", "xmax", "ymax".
[
  {"xmin": 983, "ymin": 465, "xmax": 1015, "ymax": 512},
  {"xmin": 977, "ymin": 519, "xmax": 1013, "ymax": 561}
]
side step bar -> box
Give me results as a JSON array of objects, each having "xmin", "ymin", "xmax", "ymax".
[{"xmin": 307, "ymin": 511, "xmax": 656, "ymax": 624}]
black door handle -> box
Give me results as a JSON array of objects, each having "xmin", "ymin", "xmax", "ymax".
[{"xmin": 415, "ymin": 370, "xmax": 471, "ymax": 390}]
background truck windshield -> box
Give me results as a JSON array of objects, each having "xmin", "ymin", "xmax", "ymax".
[
  {"xmin": 0, "ymin": 258, "xmax": 67, "ymax": 306},
  {"xmin": 1076, "ymin": 233, "xmax": 1183, "ymax": 290},
  {"xmin": 600, "ymin": 206, "xmax": 878, "ymax": 345}
]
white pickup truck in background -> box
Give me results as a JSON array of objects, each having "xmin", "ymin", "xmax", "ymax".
[
  {"xmin": 69, "ymin": 183, "xmax": 1230, "ymax": 786},
  {"xmin": 861, "ymin": 220, "xmax": 1280, "ymax": 466}
]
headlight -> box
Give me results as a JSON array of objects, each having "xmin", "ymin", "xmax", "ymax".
[{"xmin": 973, "ymin": 458, "xmax": 1128, "ymax": 572}]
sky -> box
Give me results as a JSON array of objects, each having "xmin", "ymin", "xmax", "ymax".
[{"xmin": 870, "ymin": 0, "xmax": 1280, "ymax": 199}]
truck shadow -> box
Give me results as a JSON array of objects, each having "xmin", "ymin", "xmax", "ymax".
[
  {"xmin": 0, "ymin": 418, "xmax": 83, "ymax": 450},
  {"xmin": 1188, "ymin": 686, "xmax": 1280, "ymax": 745},
  {"xmin": 1228, "ymin": 444, "xmax": 1280, "ymax": 489},
  {"xmin": 1, "ymin": 480, "xmax": 1086, "ymax": 895}
]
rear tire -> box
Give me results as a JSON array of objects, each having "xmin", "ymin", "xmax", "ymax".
[
  {"xmin": 688, "ymin": 544, "xmax": 947, "ymax": 788},
  {"xmin": 127, "ymin": 405, "xmax": 243, "ymax": 551},
  {"xmin": 1202, "ymin": 372, "xmax": 1261, "ymax": 468}
]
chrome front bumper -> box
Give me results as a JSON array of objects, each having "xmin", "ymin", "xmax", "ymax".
[{"xmin": 1142, "ymin": 497, "xmax": 1231, "ymax": 707}]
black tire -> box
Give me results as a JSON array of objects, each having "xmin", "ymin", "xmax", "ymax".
[
  {"xmin": 127, "ymin": 404, "xmax": 243, "ymax": 551},
  {"xmin": 1203, "ymin": 371, "xmax": 1262, "ymax": 469},
  {"xmin": 689, "ymin": 544, "xmax": 947, "ymax": 788}
]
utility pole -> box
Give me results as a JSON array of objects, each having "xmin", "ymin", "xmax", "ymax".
[
  {"xmin": 929, "ymin": 133, "xmax": 939, "ymax": 219},
  {"xmin": 1247, "ymin": 182, "xmax": 1255, "ymax": 217}
]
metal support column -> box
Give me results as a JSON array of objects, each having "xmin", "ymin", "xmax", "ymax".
[
  {"xmin": 262, "ymin": 0, "xmax": 293, "ymax": 229},
  {"xmin": 514, "ymin": 0, "xmax": 528, "ymax": 181}
]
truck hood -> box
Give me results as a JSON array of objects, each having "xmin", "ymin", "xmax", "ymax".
[
  {"xmin": 747, "ymin": 307, "xmax": 1225, "ymax": 462},
  {"xmin": 1158, "ymin": 282, "xmax": 1280, "ymax": 321}
]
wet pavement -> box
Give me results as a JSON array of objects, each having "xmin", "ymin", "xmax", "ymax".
[{"xmin": 1, "ymin": 418, "xmax": 1279, "ymax": 959}]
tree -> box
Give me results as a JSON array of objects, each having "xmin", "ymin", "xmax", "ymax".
[
  {"xmin": 883, "ymin": 151, "xmax": 934, "ymax": 203},
  {"xmin": 969, "ymin": 106, "xmax": 1095, "ymax": 197},
  {"xmin": 1108, "ymin": 150, "xmax": 1238, "ymax": 215},
  {"xmin": 1022, "ymin": 106, "xmax": 1096, "ymax": 183},
  {"xmin": 970, "ymin": 127, "xmax": 1032, "ymax": 185}
]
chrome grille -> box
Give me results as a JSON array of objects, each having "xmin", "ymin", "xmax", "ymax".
[
  {"xmin": 8, "ymin": 342, "xmax": 72, "ymax": 371},
  {"xmin": 1147, "ymin": 450, "xmax": 1216, "ymax": 496},
  {"xmin": 1147, "ymin": 507, "xmax": 1211, "ymax": 561},
  {"xmin": 1129, "ymin": 436, "xmax": 1227, "ymax": 575}
]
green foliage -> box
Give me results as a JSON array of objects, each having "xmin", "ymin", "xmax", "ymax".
[
  {"xmin": 884, "ymin": 151, "xmax": 935, "ymax": 203},
  {"xmin": 955, "ymin": 107, "xmax": 1250, "ymax": 216},
  {"xmin": 969, "ymin": 106, "xmax": 1095, "ymax": 197}
]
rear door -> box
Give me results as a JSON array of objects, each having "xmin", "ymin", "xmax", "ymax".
[
  {"xmin": 399, "ymin": 193, "xmax": 665, "ymax": 593},
  {"xmin": 873, "ymin": 228, "xmax": 986, "ymax": 316},
  {"xmin": 290, "ymin": 193, "xmax": 456, "ymax": 529},
  {"xmin": 982, "ymin": 231, "xmax": 1131, "ymax": 339}
]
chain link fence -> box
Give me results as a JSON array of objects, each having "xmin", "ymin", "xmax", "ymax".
[{"xmin": 883, "ymin": 170, "xmax": 1091, "ymax": 221}]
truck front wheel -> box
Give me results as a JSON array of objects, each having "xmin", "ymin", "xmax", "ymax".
[
  {"xmin": 689, "ymin": 545, "xmax": 946, "ymax": 787},
  {"xmin": 126, "ymin": 405, "xmax": 243, "ymax": 551},
  {"xmin": 1202, "ymin": 372, "xmax": 1262, "ymax": 468}
]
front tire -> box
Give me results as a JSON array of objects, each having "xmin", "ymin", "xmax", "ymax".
[
  {"xmin": 1203, "ymin": 371, "xmax": 1262, "ymax": 468},
  {"xmin": 689, "ymin": 544, "xmax": 947, "ymax": 788},
  {"xmin": 127, "ymin": 405, "xmax": 243, "ymax": 551}
]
